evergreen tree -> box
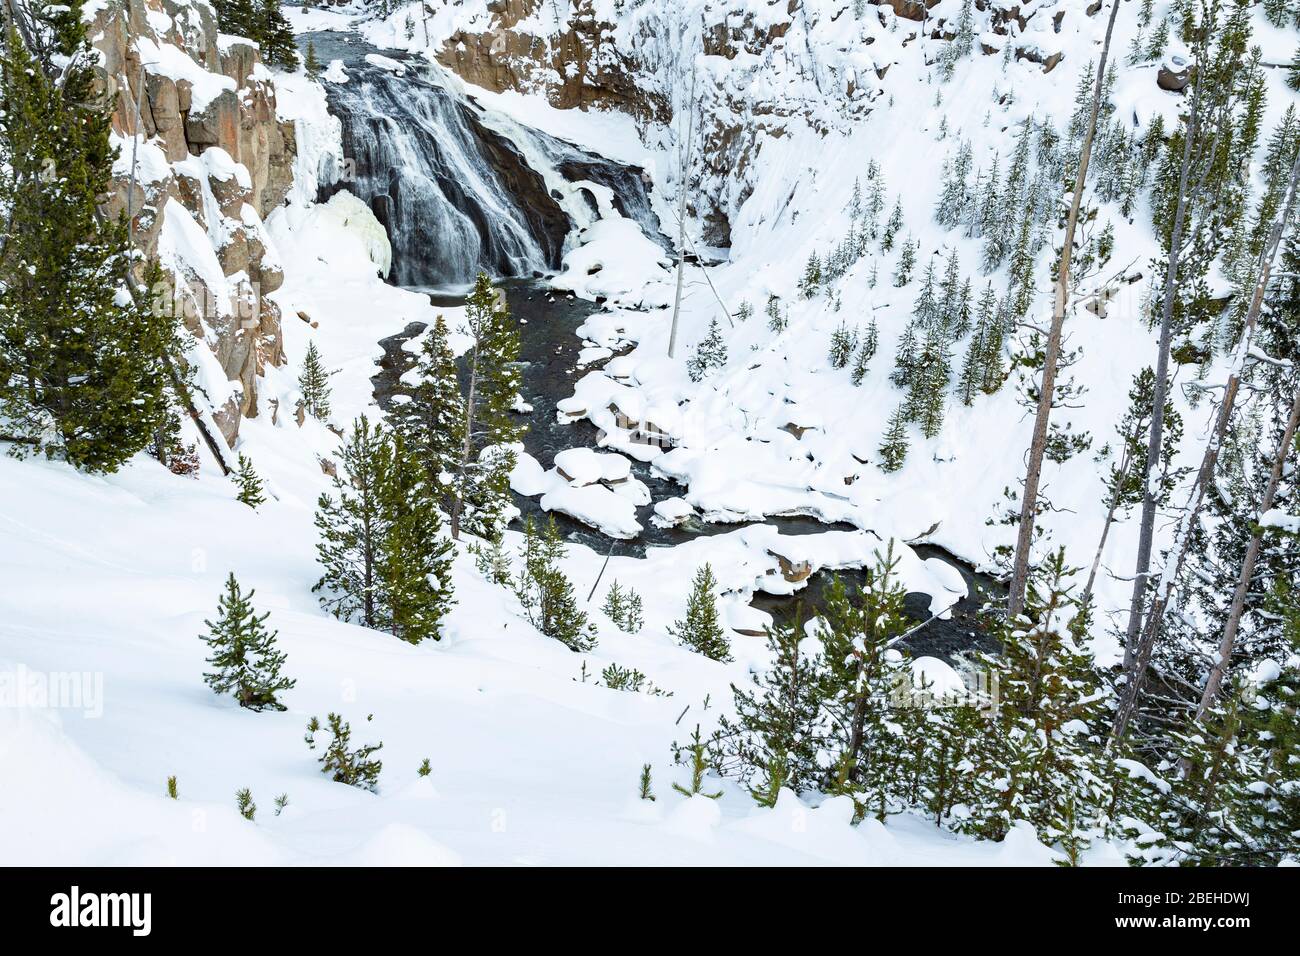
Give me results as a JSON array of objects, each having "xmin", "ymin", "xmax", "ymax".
[
  {"xmin": 374, "ymin": 432, "xmax": 454, "ymax": 644},
  {"xmin": 906, "ymin": 328, "xmax": 951, "ymax": 439},
  {"xmin": 892, "ymin": 238, "xmax": 917, "ymax": 286},
  {"xmin": 469, "ymin": 533, "xmax": 512, "ymax": 586},
  {"xmin": 603, "ymin": 580, "xmax": 644, "ymax": 633},
  {"xmin": 765, "ymin": 293, "xmax": 786, "ymax": 332},
  {"xmin": 668, "ymin": 563, "xmax": 731, "ymax": 662},
  {"xmin": 308, "ymin": 713, "xmax": 383, "ymax": 792},
  {"xmin": 877, "ymin": 405, "xmax": 910, "ymax": 472},
  {"xmin": 1288, "ymin": 46, "xmax": 1300, "ymax": 93},
  {"xmin": 236, "ymin": 788, "xmax": 256, "ymax": 821},
  {"xmin": 0, "ymin": 11, "xmax": 175, "ymax": 472},
  {"xmin": 881, "ymin": 197, "xmax": 904, "ymax": 251},
  {"xmin": 314, "ymin": 417, "xmax": 454, "ymax": 642},
  {"xmin": 960, "ymin": 551, "xmax": 1113, "ymax": 860},
  {"xmin": 686, "ymin": 318, "xmax": 728, "ymax": 382},
  {"xmin": 257, "ymin": 0, "xmax": 299, "ymax": 68},
  {"xmin": 817, "ymin": 544, "xmax": 914, "ymax": 819},
  {"xmin": 298, "ymin": 340, "xmax": 332, "ymax": 421},
  {"xmin": 673, "ymin": 725, "xmax": 723, "ymax": 798},
  {"xmin": 720, "ymin": 605, "xmax": 827, "ymax": 795},
  {"xmin": 392, "ymin": 314, "xmax": 461, "ymax": 513},
  {"xmin": 304, "ymin": 38, "xmax": 321, "ymax": 79},
  {"xmin": 513, "ymin": 516, "xmax": 595, "ymax": 651},
  {"xmin": 201, "ymin": 572, "xmax": 295, "ymax": 711},
  {"xmin": 450, "ymin": 274, "xmax": 524, "ymax": 540},
  {"xmin": 315, "ymin": 417, "xmax": 388, "ymax": 628},
  {"xmin": 234, "ymin": 453, "xmax": 266, "ymax": 508},
  {"xmin": 828, "ymin": 320, "xmax": 857, "ymax": 369},
  {"xmin": 851, "ymin": 319, "xmax": 878, "ymax": 386},
  {"xmin": 799, "ymin": 252, "xmax": 823, "ymax": 299}
]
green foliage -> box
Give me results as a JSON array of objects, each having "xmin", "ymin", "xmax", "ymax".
[
  {"xmin": 166, "ymin": 775, "xmax": 178, "ymax": 800},
  {"xmin": 451, "ymin": 274, "xmax": 524, "ymax": 539},
  {"xmin": 392, "ymin": 314, "xmax": 461, "ymax": 513},
  {"xmin": 600, "ymin": 662, "xmax": 670, "ymax": 696},
  {"xmin": 418, "ymin": 758, "xmax": 432, "ymax": 778},
  {"xmin": 298, "ymin": 340, "xmax": 332, "ymax": 421},
  {"xmin": 639, "ymin": 763, "xmax": 655, "ymax": 801},
  {"xmin": 877, "ymin": 405, "xmax": 910, "ymax": 473},
  {"xmin": 314, "ymin": 417, "xmax": 455, "ymax": 643},
  {"xmin": 602, "ymin": 579, "xmax": 644, "ymax": 633},
  {"xmin": 0, "ymin": 14, "xmax": 175, "ymax": 472},
  {"xmin": 720, "ymin": 603, "xmax": 827, "ymax": 795},
  {"xmin": 234, "ymin": 453, "xmax": 266, "ymax": 508},
  {"xmin": 274, "ymin": 793, "xmax": 289, "ymax": 816},
  {"xmin": 668, "ymin": 564, "xmax": 731, "ymax": 662},
  {"xmin": 798, "ymin": 252, "xmax": 822, "ymax": 298},
  {"xmin": 469, "ymin": 533, "xmax": 512, "ymax": 586},
  {"xmin": 212, "ymin": 0, "xmax": 300, "ymax": 68},
  {"xmin": 308, "ymin": 712, "xmax": 383, "ymax": 792},
  {"xmin": 765, "ymin": 293, "xmax": 786, "ymax": 332},
  {"xmin": 236, "ymin": 788, "xmax": 256, "ymax": 821},
  {"xmin": 851, "ymin": 318, "xmax": 878, "ymax": 385},
  {"xmin": 513, "ymin": 516, "xmax": 595, "ymax": 651},
  {"xmin": 304, "ymin": 38, "xmax": 321, "ymax": 79},
  {"xmin": 672, "ymin": 725, "xmax": 723, "ymax": 798},
  {"xmin": 201, "ymin": 572, "xmax": 295, "ymax": 711}
]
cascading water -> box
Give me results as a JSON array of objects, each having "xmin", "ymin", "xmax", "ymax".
[{"xmin": 310, "ymin": 32, "xmax": 670, "ymax": 287}]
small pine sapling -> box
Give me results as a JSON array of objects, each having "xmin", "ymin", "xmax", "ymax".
[
  {"xmin": 639, "ymin": 764, "xmax": 656, "ymax": 801},
  {"xmin": 274, "ymin": 793, "xmax": 289, "ymax": 816},
  {"xmin": 673, "ymin": 725, "xmax": 723, "ymax": 799},
  {"xmin": 418, "ymin": 758, "xmax": 432, "ymax": 778},
  {"xmin": 667, "ymin": 563, "xmax": 732, "ymax": 662},
  {"xmin": 236, "ymin": 788, "xmax": 256, "ymax": 821},
  {"xmin": 234, "ymin": 453, "xmax": 266, "ymax": 508},
  {"xmin": 309, "ymin": 713, "xmax": 384, "ymax": 792},
  {"xmin": 166, "ymin": 775, "xmax": 178, "ymax": 800}
]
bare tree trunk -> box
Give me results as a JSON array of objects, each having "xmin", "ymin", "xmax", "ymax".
[
  {"xmin": 1007, "ymin": 0, "xmax": 1123, "ymax": 617},
  {"xmin": 1196, "ymin": 388, "xmax": 1300, "ymax": 720},
  {"xmin": 667, "ymin": 74, "xmax": 696, "ymax": 359},
  {"xmin": 1111, "ymin": 150, "xmax": 1300, "ymax": 744},
  {"xmin": 1082, "ymin": 448, "xmax": 1132, "ymax": 606},
  {"xmin": 449, "ymin": 344, "xmax": 480, "ymax": 541}
]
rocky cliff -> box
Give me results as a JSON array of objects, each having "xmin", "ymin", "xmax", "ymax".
[
  {"xmin": 421, "ymin": 0, "xmax": 1076, "ymax": 249},
  {"xmin": 90, "ymin": 0, "xmax": 298, "ymax": 445}
]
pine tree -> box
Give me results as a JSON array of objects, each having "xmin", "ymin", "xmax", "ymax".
[
  {"xmin": 0, "ymin": 12, "xmax": 175, "ymax": 472},
  {"xmin": 315, "ymin": 418, "xmax": 453, "ymax": 642},
  {"xmin": 765, "ymin": 293, "xmax": 786, "ymax": 332},
  {"xmin": 298, "ymin": 340, "xmax": 332, "ymax": 421},
  {"xmin": 881, "ymin": 197, "xmax": 904, "ymax": 251},
  {"xmin": 308, "ymin": 713, "xmax": 383, "ymax": 792},
  {"xmin": 817, "ymin": 544, "xmax": 914, "ymax": 819},
  {"xmin": 513, "ymin": 516, "xmax": 595, "ymax": 651},
  {"xmin": 686, "ymin": 318, "xmax": 727, "ymax": 382},
  {"xmin": 1288, "ymin": 46, "xmax": 1300, "ymax": 93},
  {"xmin": 234, "ymin": 453, "xmax": 266, "ymax": 507},
  {"xmin": 639, "ymin": 763, "xmax": 656, "ymax": 800},
  {"xmin": 450, "ymin": 274, "xmax": 524, "ymax": 540},
  {"xmin": 798, "ymin": 253, "xmax": 822, "ymax": 298},
  {"xmin": 907, "ymin": 328, "xmax": 951, "ymax": 439},
  {"xmin": 672, "ymin": 725, "xmax": 723, "ymax": 798},
  {"xmin": 890, "ymin": 319, "xmax": 919, "ymax": 389},
  {"xmin": 877, "ymin": 405, "xmax": 910, "ymax": 472},
  {"xmin": 828, "ymin": 320, "xmax": 857, "ymax": 369},
  {"xmin": 851, "ymin": 319, "xmax": 878, "ymax": 386},
  {"xmin": 392, "ymin": 314, "xmax": 462, "ymax": 513},
  {"xmin": 374, "ymin": 432, "xmax": 454, "ymax": 643},
  {"xmin": 470, "ymin": 533, "xmax": 512, "ymax": 586},
  {"xmin": 315, "ymin": 417, "xmax": 387, "ymax": 627},
  {"xmin": 892, "ymin": 238, "xmax": 916, "ymax": 286},
  {"xmin": 960, "ymin": 551, "xmax": 1113, "ymax": 859},
  {"xmin": 603, "ymin": 580, "xmax": 644, "ymax": 633},
  {"xmin": 257, "ymin": 0, "xmax": 299, "ymax": 68},
  {"xmin": 201, "ymin": 572, "xmax": 295, "ymax": 711},
  {"xmin": 304, "ymin": 38, "xmax": 321, "ymax": 79},
  {"xmin": 668, "ymin": 563, "xmax": 731, "ymax": 662},
  {"xmin": 720, "ymin": 605, "xmax": 827, "ymax": 795},
  {"xmin": 236, "ymin": 788, "xmax": 256, "ymax": 821}
]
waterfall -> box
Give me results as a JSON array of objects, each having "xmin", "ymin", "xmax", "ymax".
[{"xmin": 316, "ymin": 38, "xmax": 671, "ymax": 288}]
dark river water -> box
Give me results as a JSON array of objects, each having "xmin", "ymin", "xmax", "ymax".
[{"xmin": 371, "ymin": 282, "xmax": 1001, "ymax": 661}]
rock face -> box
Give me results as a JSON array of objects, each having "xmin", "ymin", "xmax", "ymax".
[
  {"xmin": 431, "ymin": 0, "xmax": 1079, "ymax": 251},
  {"xmin": 92, "ymin": 0, "xmax": 297, "ymax": 444}
]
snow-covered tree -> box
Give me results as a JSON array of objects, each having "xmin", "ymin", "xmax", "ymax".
[
  {"xmin": 392, "ymin": 314, "xmax": 462, "ymax": 514},
  {"xmin": 603, "ymin": 580, "xmax": 644, "ymax": 633},
  {"xmin": 686, "ymin": 319, "xmax": 728, "ymax": 382},
  {"xmin": 308, "ymin": 713, "xmax": 383, "ymax": 792}
]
